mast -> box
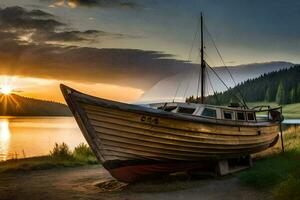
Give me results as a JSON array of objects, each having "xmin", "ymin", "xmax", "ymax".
[
  {"xmin": 196, "ymin": 13, "xmax": 205, "ymax": 103},
  {"xmin": 200, "ymin": 13, "xmax": 205, "ymax": 104}
]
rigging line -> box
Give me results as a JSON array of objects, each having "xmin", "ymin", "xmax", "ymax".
[
  {"xmin": 173, "ymin": 16, "xmax": 201, "ymax": 102},
  {"xmin": 205, "ymin": 69, "xmax": 210, "ymax": 100},
  {"xmin": 183, "ymin": 66, "xmax": 196, "ymax": 99},
  {"xmin": 204, "ymin": 24, "xmax": 237, "ymax": 86},
  {"xmin": 203, "ymin": 51, "xmax": 217, "ymax": 70},
  {"xmin": 196, "ymin": 49, "xmax": 202, "ymax": 99},
  {"xmin": 206, "ymin": 68, "xmax": 220, "ymax": 105},
  {"xmin": 172, "ymin": 82, "xmax": 181, "ymax": 102},
  {"xmin": 206, "ymin": 62, "xmax": 246, "ymax": 107},
  {"xmin": 204, "ymin": 52, "xmax": 231, "ymax": 93},
  {"xmin": 207, "ymin": 63, "xmax": 244, "ymax": 106},
  {"xmin": 204, "ymin": 53, "xmax": 229, "ymax": 105},
  {"xmin": 180, "ymin": 16, "xmax": 200, "ymax": 101},
  {"xmin": 204, "ymin": 51, "xmax": 230, "ymax": 90},
  {"xmin": 206, "ymin": 63, "xmax": 229, "ymax": 90},
  {"xmin": 204, "ymin": 24, "xmax": 248, "ymax": 107}
]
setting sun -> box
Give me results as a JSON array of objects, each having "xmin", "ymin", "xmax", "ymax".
[{"xmin": 0, "ymin": 85, "xmax": 13, "ymax": 95}]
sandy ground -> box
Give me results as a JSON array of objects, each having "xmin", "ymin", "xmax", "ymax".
[{"xmin": 0, "ymin": 165, "xmax": 271, "ymax": 200}]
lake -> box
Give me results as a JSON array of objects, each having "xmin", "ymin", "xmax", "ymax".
[
  {"xmin": 0, "ymin": 116, "xmax": 299, "ymax": 162},
  {"xmin": 0, "ymin": 117, "xmax": 86, "ymax": 161}
]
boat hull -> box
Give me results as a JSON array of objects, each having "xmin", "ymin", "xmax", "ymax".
[
  {"xmin": 60, "ymin": 84, "xmax": 280, "ymax": 182},
  {"xmin": 104, "ymin": 160, "xmax": 215, "ymax": 182}
]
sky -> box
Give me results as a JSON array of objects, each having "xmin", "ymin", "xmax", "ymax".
[{"xmin": 0, "ymin": 0, "xmax": 299, "ymax": 102}]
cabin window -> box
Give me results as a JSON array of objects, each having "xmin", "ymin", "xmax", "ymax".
[
  {"xmin": 163, "ymin": 106, "xmax": 177, "ymax": 112},
  {"xmin": 237, "ymin": 112, "xmax": 246, "ymax": 121},
  {"xmin": 247, "ymin": 112, "xmax": 255, "ymax": 121},
  {"xmin": 202, "ymin": 108, "xmax": 217, "ymax": 118},
  {"xmin": 177, "ymin": 107, "xmax": 195, "ymax": 114},
  {"xmin": 223, "ymin": 111, "xmax": 233, "ymax": 120}
]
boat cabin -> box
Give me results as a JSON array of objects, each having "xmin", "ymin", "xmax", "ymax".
[{"xmin": 149, "ymin": 102, "xmax": 260, "ymax": 122}]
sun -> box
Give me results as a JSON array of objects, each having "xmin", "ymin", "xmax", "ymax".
[{"xmin": 0, "ymin": 85, "xmax": 13, "ymax": 95}]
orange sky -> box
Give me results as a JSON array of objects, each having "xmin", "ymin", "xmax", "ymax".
[{"xmin": 0, "ymin": 76, "xmax": 144, "ymax": 104}]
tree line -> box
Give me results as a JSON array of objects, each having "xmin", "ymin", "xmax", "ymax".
[
  {"xmin": 188, "ymin": 65, "xmax": 300, "ymax": 105},
  {"xmin": 0, "ymin": 94, "xmax": 71, "ymax": 116}
]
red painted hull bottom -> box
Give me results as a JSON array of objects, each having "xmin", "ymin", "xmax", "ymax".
[{"xmin": 107, "ymin": 162, "xmax": 213, "ymax": 183}]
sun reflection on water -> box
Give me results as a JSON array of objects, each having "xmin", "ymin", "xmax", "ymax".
[{"xmin": 0, "ymin": 119, "xmax": 10, "ymax": 161}]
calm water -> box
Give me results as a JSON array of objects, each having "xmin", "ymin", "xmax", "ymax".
[
  {"xmin": 283, "ymin": 119, "xmax": 300, "ymax": 124},
  {"xmin": 0, "ymin": 117, "xmax": 85, "ymax": 161}
]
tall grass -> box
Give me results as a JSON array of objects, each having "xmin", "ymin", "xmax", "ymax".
[
  {"xmin": 238, "ymin": 126, "xmax": 300, "ymax": 199},
  {"xmin": 73, "ymin": 143, "xmax": 98, "ymax": 164},
  {"xmin": 0, "ymin": 143, "xmax": 99, "ymax": 173},
  {"xmin": 50, "ymin": 143, "xmax": 73, "ymax": 159},
  {"xmin": 50, "ymin": 142, "xmax": 98, "ymax": 164}
]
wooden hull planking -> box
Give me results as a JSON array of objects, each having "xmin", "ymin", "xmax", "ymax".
[{"xmin": 60, "ymin": 84, "xmax": 280, "ymax": 182}]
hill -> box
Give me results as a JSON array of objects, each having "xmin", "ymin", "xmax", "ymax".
[
  {"xmin": 206, "ymin": 65, "xmax": 300, "ymax": 105},
  {"xmin": 0, "ymin": 94, "xmax": 71, "ymax": 116},
  {"xmin": 139, "ymin": 61, "xmax": 293, "ymax": 103}
]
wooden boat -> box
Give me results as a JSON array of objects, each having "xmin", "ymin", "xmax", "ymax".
[
  {"xmin": 60, "ymin": 14, "xmax": 283, "ymax": 182},
  {"xmin": 61, "ymin": 84, "xmax": 282, "ymax": 182}
]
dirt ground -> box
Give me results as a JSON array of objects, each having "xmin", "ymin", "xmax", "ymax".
[{"xmin": 0, "ymin": 165, "xmax": 271, "ymax": 200}]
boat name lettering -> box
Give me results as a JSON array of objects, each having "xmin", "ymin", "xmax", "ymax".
[{"xmin": 140, "ymin": 116, "xmax": 159, "ymax": 124}]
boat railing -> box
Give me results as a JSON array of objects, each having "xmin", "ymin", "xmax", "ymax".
[{"xmin": 253, "ymin": 106, "xmax": 283, "ymax": 122}]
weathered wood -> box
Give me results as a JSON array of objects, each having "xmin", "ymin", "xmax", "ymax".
[
  {"xmin": 60, "ymin": 84, "xmax": 280, "ymax": 181},
  {"xmin": 216, "ymin": 160, "xmax": 229, "ymax": 175},
  {"xmin": 216, "ymin": 156, "xmax": 253, "ymax": 176}
]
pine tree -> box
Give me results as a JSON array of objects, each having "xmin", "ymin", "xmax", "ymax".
[
  {"xmin": 297, "ymin": 83, "xmax": 300, "ymax": 102},
  {"xmin": 276, "ymin": 82, "xmax": 285, "ymax": 105},
  {"xmin": 289, "ymin": 88, "xmax": 296, "ymax": 104},
  {"xmin": 265, "ymin": 87, "xmax": 271, "ymax": 102}
]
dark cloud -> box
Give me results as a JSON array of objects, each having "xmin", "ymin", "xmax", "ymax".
[
  {"xmin": 0, "ymin": 34, "xmax": 195, "ymax": 89},
  {"xmin": 0, "ymin": 6, "xmax": 63, "ymax": 31},
  {"xmin": 41, "ymin": 0, "xmax": 141, "ymax": 9},
  {"xmin": 32, "ymin": 29, "xmax": 133, "ymax": 44},
  {"xmin": 0, "ymin": 6, "xmax": 135, "ymax": 45},
  {"xmin": 69, "ymin": 0, "xmax": 140, "ymax": 8},
  {"xmin": 0, "ymin": 6, "xmax": 194, "ymax": 90}
]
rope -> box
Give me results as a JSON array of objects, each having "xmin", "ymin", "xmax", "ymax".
[
  {"xmin": 196, "ymin": 54, "xmax": 202, "ymax": 99},
  {"xmin": 204, "ymin": 24, "xmax": 248, "ymax": 108},
  {"xmin": 204, "ymin": 24, "xmax": 237, "ymax": 86},
  {"xmin": 206, "ymin": 62, "xmax": 246, "ymax": 107},
  {"xmin": 206, "ymin": 67, "xmax": 220, "ymax": 105},
  {"xmin": 173, "ymin": 16, "xmax": 201, "ymax": 102}
]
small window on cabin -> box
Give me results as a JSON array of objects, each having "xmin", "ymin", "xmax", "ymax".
[
  {"xmin": 223, "ymin": 111, "xmax": 233, "ymax": 120},
  {"xmin": 237, "ymin": 112, "xmax": 246, "ymax": 121},
  {"xmin": 247, "ymin": 112, "xmax": 255, "ymax": 121},
  {"xmin": 202, "ymin": 108, "xmax": 217, "ymax": 118},
  {"xmin": 177, "ymin": 107, "xmax": 195, "ymax": 114},
  {"xmin": 163, "ymin": 106, "xmax": 177, "ymax": 112}
]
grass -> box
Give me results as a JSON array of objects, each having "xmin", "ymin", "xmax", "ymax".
[
  {"xmin": 247, "ymin": 101, "xmax": 300, "ymax": 119},
  {"xmin": 0, "ymin": 143, "xmax": 99, "ymax": 173},
  {"xmin": 238, "ymin": 126, "xmax": 300, "ymax": 199}
]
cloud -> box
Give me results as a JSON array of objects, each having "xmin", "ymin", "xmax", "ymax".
[
  {"xmin": 0, "ymin": 34, "xmax": 195, "ymax": 89},
  {"xmin": 33, "ymin": 29, "xmax": 134, "ymax": 44},
  {"xmin": 0, "ymin": 6, "xmax": 135, "ymax": 45},
  {"xmin": 41, "ymin": 0, "xmax": 141, "ymax": 9},
  {"xmin": 0, "ymin": 6, "xmax": 63, "ymax": 31},
  {"xmin": 0, "ymin": 6, "xmax": 195, "ymax": 90}
]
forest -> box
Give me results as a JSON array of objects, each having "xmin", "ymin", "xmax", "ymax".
[
  {"xmin": 188, "ymin": 65, "xmax": 300, "ymax": 105},
  {"xmin": 0, "ymin": 94, "xmax": 71, "ymax": 116}
]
